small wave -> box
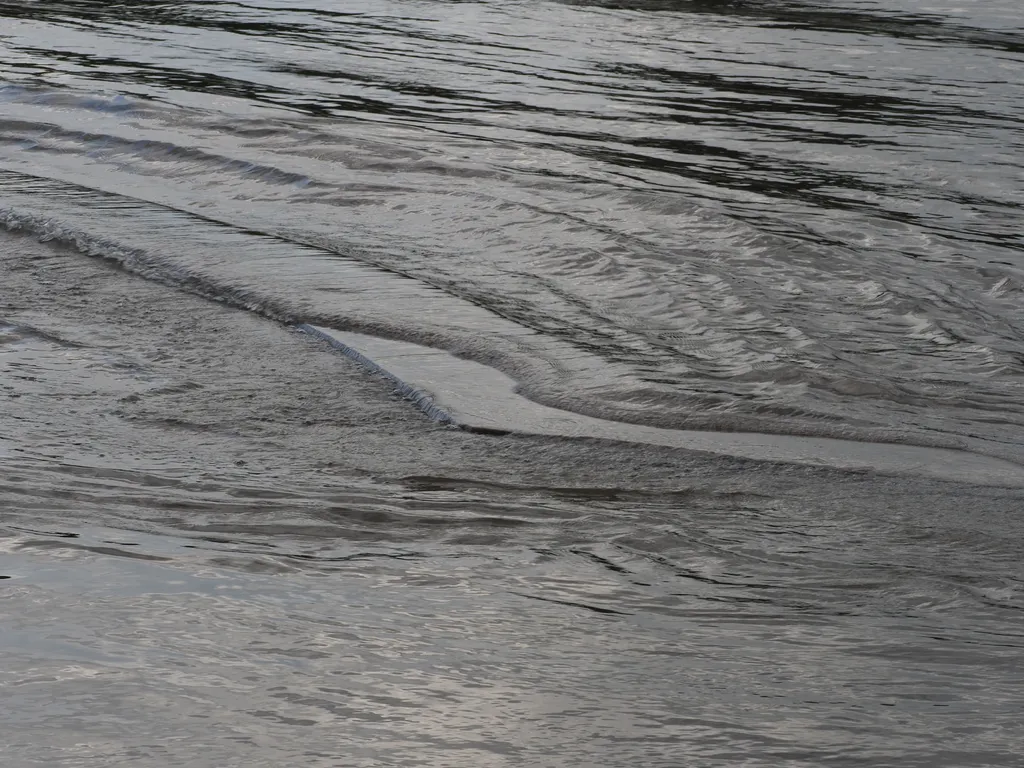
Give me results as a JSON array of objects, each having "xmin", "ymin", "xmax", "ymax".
[
  {"xmin": 0, "ymin": 167, "xmax": 1017, "ymax": 456},
  {"xmin": 0, "ymin": 117, "xmax": 314, "ymax": 188}
]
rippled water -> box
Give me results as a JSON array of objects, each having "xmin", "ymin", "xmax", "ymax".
[{"xmin": 1, "ymin": 1, "xmax": 1023, "ymax": 765}]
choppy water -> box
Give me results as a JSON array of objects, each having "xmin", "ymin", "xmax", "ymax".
[{"xmin": 1, "ymin": 1, "xmax": 1023, "ymax": 765}]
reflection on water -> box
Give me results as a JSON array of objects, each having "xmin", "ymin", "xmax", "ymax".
[
  {"xmin": 1, "ymin": 0, "xmax": 1024, "ymax": 765},
  {"xmin": 1, "ymin": 0, "xmax": 1022, "ymax": 455}
]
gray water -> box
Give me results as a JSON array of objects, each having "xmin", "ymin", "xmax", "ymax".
[{"xmin": 1, "ymin": 1, "xmax": 1023, "ymax": 765}]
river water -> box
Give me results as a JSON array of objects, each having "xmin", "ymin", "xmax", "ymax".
[{"xmin": 1, "ymin": 1, "xmax": 1023, "ymax": 765}]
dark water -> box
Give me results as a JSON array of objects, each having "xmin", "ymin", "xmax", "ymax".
[{"xmin": 1, "ymin": 1, "xmax": 1023, "ymax": 765}]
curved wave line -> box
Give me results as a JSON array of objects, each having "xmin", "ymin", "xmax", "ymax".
[{"xmin": 295, "ymin": 323, "xmax": 456, "ymax": 426}]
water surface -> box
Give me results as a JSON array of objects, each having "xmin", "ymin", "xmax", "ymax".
[{"xmin": 1, "ymin": 0, "xmax": 1023, "ymax": 765}]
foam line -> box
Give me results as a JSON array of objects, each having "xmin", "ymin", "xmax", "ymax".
[{"xmin": 295, "ymin": 323, "xmax": 456, "ymax": 425}]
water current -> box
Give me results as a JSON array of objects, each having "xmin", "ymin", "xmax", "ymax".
[{"xmin": 1, "ymin": 1, "xmax": 1023, "ymax": 765}]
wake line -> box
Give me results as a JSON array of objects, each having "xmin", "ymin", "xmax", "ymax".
[
  {"xmin": 299, "ymin": 326, "xmax": 1024, "ymax": 487},
  {"xmin": 2, "ymin": 170, "xmax": 1023, "ymax": 484},
  {"xmin": 295, "ymin": 324, "xmax": 455, "ymax": 425}
]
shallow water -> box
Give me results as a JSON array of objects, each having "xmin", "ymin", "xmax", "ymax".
[{"xmin": 1, "ymin": 0, "xmax": 1023, "ymax": 765}]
